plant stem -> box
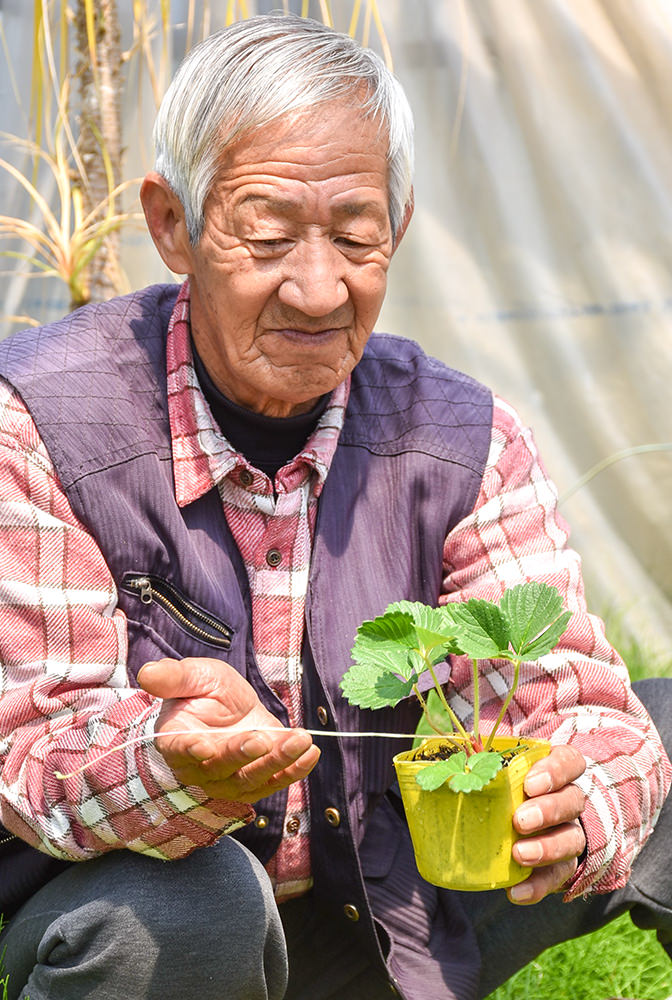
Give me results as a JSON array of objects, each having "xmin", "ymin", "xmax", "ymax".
[
  {"xmin": 424, "ymin": 659, "xmax": 472, "ymax": 744},
  {"xmin": 484, "ymin": 655, "xmax": 520, "ymax": 752},
  {"xmin": 412, "ymin": 684, "xmax": 445, "ymax": 735},
  {"xmin": 412, "ymin": 684, "xmax": 439, "ymax": 733},
  {"xmin": 472, "ymin": 657, "xmax": 480, "ymax": 746}
]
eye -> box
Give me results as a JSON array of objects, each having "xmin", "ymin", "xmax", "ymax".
[
  {"xmin": 249, "ymin": 238, "xmax": 293, "ymax": 257},
  {"xmin": 334, "ymin": 236, "xmax": 375, "ymax": 257}
]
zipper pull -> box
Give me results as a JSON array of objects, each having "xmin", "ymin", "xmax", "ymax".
[{"xmin": 134, "ymin": 576, "xmax": 153, "ymax": 604}]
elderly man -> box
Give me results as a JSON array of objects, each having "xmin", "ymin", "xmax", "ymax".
[{"xmin": 0, "ymin": 14, "xmax": 670, "ymax": 1000}]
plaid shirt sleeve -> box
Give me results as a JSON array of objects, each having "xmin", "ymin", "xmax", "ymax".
[
  {"xmin": 0, "ymin": 379, "xmax": 252, "ymax": 862},
  {"xmin": 442, "ymin": 395, "xmax": 672, "ymax": 898}
]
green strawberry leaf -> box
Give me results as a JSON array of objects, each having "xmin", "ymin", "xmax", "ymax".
[
  {"xmin": 340, "ymin": 661, "xmax": 415, "ymax": 709},
  {"xmin": 414, "ymin": 749, "xmax": 505, "ymax": 792},
  {"xmin": 415, "ymin": 751, "xmax": 468, "ymax": 790},
  {"xmin": 414, "ymin": 627, "xmax": 458, "ymax": 664},
  {"xmin": 500, "ymin": 582, "xmax": 572, "ymax": 659},
  {"xmin": 342, "ymin": 584, "xmax": 571, "ymax": 732},
  {"xmin": 446, "ymin": 600, "xmax": 511, "ymax": 659},
  {"xmin": 387, "ymin": 601, "xmax": 455, "ymax": 634},
  {"xmin": 350, "ymin": 610, "xmax": 418, "ymax": 679},
  {"xmin": 388, "ymin": 601, "xmax": 460, "ymax": 664},
  {"xmin": 468, "ymin": 750, "xmax": 504, "ymax": 780},
  {"xmin": 407, "ymin": 649, "xmax": 426, "ymax": 677},
  {"xmin": 519, "ymin": 610, "xmax": 572, "ymax": 660},
  {"xmin": 449, "ymin": 770, "xmax": 489, "ymax": 792}
]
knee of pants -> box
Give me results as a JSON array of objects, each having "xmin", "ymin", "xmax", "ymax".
[
  {"xmin": 94, "ymin": 837, "xmax": 281, "ymax": 958},
  {"xmin": 2, "ymin": 837, "xmax": 287, "ymax": 1000},
  {"xmin": 617, "ymin": 679, "xmax": 672, "ymax": 915},
  {"xmin": 632, "ymin": 678, "xmax": 672, "ymax": 754},
  {"xmin": 117, "ymin": 836, "xmax": 279, "ymax": 944}
]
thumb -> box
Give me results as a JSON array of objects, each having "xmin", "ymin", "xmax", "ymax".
[{"xmin": 137, "ymin": 657, "xmax": 219, "ymax": 700}]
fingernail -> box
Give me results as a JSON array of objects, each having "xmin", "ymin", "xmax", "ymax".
[
  {"xmin": 188, "ymin": 740, "xmax": 214, "ymax": 762},
  {"xmin": 516, "ymin": 804, "xmax": 543, "ymax": 831},
  {"xmin": 241, "ymin": 735, "xmax": 269, "ymax": 759},
  {"xmin": 510, "ymin": 879, "xmax": 534, "ymax": 902},
  {"xmin": 284, "ymin": 732, "xmax": 310, "ymax": 755},
  {"xmin": 516, "ymin": 840, "xmax": 543, "ymax": 864},
  {"xmin": 136, "ymin": 663, "xmax": 156, "ymax": 681},
  {"xmin": 525, "ymin": 771, "xmax": 552, "ymax": 796}
]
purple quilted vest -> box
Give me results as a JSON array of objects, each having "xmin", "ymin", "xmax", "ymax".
[{"xmin": 0, "ymin": 285, "xmax": 493, "ymax": 999}]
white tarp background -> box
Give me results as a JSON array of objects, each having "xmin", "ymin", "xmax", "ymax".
[{"xmin": 1, "ymin": 0, "xmax": 671, "ymax": 658}]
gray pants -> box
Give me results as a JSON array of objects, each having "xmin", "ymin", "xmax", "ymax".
[{"xmin": 2, "ymin": 678, "xmax": 671, "ymax": 1000}]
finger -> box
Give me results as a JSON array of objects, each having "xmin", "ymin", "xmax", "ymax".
[
  {"xmin": 523, "ymin": 745, "xmax": 586, "ymax": 797},
  {"xmin": 513, "ymin": 819, "xmax": 586, "ymax": 869},
  {"xmin": 157, "ymin": 725, "xmax": 274, "ymax": 773},
  {"xmin": 201, "ymin": 729, "xmax": 315, "ymax": 787},
  {"xmin": 166, "ymin": 729, "xmax": 316, "ymax": 796},
  {"xmin": 514, "ymin": 784, "xmax": 586, "ymax": 835},
  {"xmin": 507, "ymin": 857, "xmax": 578, "ymax": 905},
  {"xmin": 137, "ymin": 657, "xmax": 224, "ymax": 700},
  {"xmin": 139, "ymin": 657, "xmax": 262, "ymax": 729},
  {"xmin": 184, "ymin": 743, "xmax": 322, "ymax": 803},
  {"xmin": 239, "ymin": 744, "xmax": 323, "ymax": 800}
]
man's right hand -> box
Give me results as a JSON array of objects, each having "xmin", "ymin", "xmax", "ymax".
[{"xmin": 137, "ymin": 657, "xmax": 320, "ymax": 803}]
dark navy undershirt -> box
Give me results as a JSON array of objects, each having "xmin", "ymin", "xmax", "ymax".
[{"xmin": 192, "ymin": 345, "xmax": 329, "ymax": 480}]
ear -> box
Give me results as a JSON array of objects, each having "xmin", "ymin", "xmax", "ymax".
[
  {"xmin": 140, "ymin": 171, "xmax": 194, "ymax": 275},
  {"xmin": 392, "ymin": 187, "xmax": 414, "ymax": 253}
]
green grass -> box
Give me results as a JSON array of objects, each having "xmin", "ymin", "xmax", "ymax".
[
  {"xmin": 602, "ymin": 612, "xmax": 672, "ymax": 683},
  {"xmin": 485, "ymin": 911, "xmax": 672, "ymax": 1000},
  {"xmin": 0, "ymin": 926, "xmax": 8, "ymax": 1000}
]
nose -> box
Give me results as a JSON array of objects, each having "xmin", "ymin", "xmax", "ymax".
[{"xmin": 277, "ymin": 237, "xmax": 349, "ymax": 317}]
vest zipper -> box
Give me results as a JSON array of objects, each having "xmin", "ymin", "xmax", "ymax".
[
  {"xmin": 0, "ymin": 832, "xmax": 16, "ymax": 847},
  {"xmin": 122, "ymin": 574, "xmax": 233, "ymax": 650}
]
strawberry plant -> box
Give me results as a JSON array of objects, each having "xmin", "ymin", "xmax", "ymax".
[{"xmin": 340, "ymin": 581, "xmax": 571, "ymax": 793}]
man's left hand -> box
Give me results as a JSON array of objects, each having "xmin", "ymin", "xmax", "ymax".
[{"xmin": 508, "ymin": 745, "xmax": 587, "ymax": 904}]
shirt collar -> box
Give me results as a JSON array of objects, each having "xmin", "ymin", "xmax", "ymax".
[{"xmin": 166, "ymin": 280, "xmax": 350, "ymax": 507}]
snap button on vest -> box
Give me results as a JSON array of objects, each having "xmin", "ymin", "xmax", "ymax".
[
  {"xmin": 254, "ymin": 815, "xmax": 269, "ymax": 829},
  {"xmin": 343, "ymin": 903, "xmax": 360, "ymax": 922},
  {"xmin": 286, "ymin": 814, "xmax": 301, "ymax": 835},
  {"xmin": 265, "ymin": 548, "xmax": 282, "ymax": 567},
  {"xmin": 316, "ymin": 706, "xmax": 328, "ymax": 725},
  {"xmin": 324, "ymin": 807, "xmax": 341, "ymax": 827}
]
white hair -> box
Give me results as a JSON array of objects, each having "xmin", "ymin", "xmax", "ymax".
[{"xmin": 153, "ymin": 13, "xmax": 414, "ymax": 244}]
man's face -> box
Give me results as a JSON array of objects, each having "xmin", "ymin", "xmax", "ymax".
[{"xmin": 185, "ymin": 101, "xmax": 394, "ymax": 417}]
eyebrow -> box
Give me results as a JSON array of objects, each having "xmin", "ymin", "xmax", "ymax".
[
  {"xmin": 238, "ymin": 193, "xmax": 387, "ymax": 221},
  {"xmin": 238, "ymin": 194, "xmax": 298, "ymax": 214}
]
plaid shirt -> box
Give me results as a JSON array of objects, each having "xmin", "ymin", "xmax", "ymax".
[
  {"xmin": 0, "ymin": 281, "xmax": 668, "ymax": 901},
  {"xmin": 168, "ymin": 284, "xmax": 347, "ymax": 898}
]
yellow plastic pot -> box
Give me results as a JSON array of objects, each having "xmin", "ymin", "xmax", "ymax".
[{"xmin": 393, "ymin": 735, "xmax": 550, "ymax": 891}]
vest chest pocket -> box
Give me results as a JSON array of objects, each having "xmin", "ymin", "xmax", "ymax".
[{"xmin": 121, "ymin": 573, "xmax": 234, "ymax": 651}]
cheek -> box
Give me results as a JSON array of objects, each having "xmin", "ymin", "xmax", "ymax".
[
  {"xmin": 352, "ymin": 272, "xmax": 388, "ymax": 322},
  {"xmin": 198, "ymin": 261, "xmax": 274, "ymax": 317}
]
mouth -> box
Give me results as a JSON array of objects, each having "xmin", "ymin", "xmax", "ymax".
[{"xmin": 270, "ymin": 326, "xmax": 345, "ymax": 345}]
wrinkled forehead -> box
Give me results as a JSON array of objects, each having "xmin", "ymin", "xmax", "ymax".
[{"xmin": 205, "ymin": 102, "xmax": 391, "ymax": 218}]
